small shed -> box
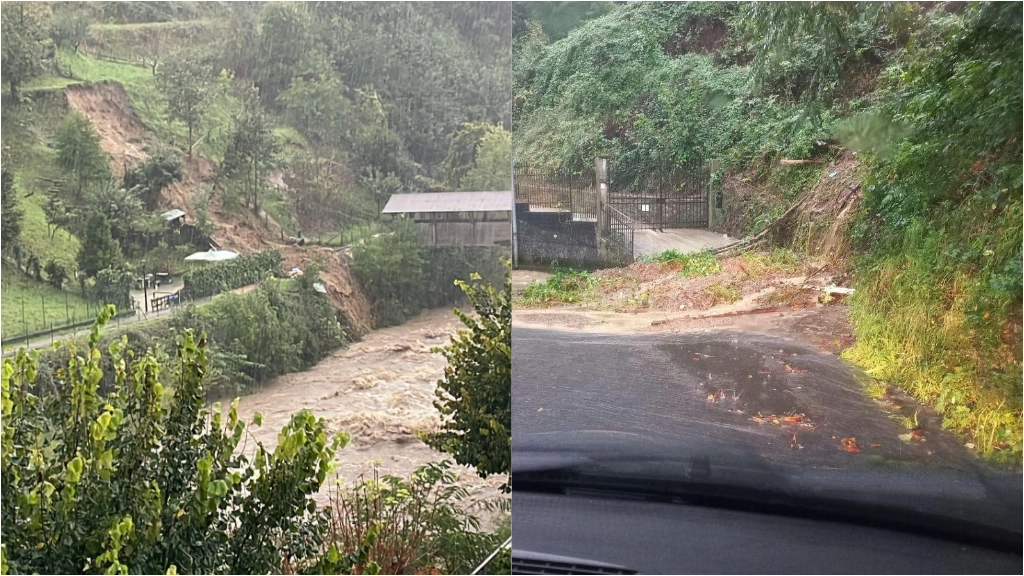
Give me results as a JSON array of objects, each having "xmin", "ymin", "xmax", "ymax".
[
  {"xmin": 161, "ymin": 208, "xmax": 187, "ymax": 230},
  {"xmin": 381, "ymin": 191, "xmax": 512, "ymax": 247}
]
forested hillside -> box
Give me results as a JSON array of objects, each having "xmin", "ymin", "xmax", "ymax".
[
  {"xmin": 513, "ymin": 1, "xmax": 1022, "ymax": 465},
  {"xmin": 1, "ymin": 1, "xmax": 512, "ymax": 343}
]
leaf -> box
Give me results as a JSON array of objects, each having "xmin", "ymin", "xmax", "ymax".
[
  {"xmin": 839, "ymin": 437, "xmax": 861, "ymax": 453},
  {"xmin": 252, "ymin": 412, "xmax": 263, "ymax": 427}
]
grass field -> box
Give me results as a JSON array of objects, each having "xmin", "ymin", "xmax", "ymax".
[{"xmin": 1, "ymin": 265, "xmax": 99, "ymax": 339}]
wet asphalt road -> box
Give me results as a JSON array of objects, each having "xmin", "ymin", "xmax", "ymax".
[{"xmin": 512, "ymin": 326, "xmax": 978, "ymax": 471}]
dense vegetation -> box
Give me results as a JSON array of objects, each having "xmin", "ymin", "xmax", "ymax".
[
  {"xmin": 352, "ymin": 222, "xmax": 508, "ymax": 328},
  {"xmin": 514, "ymin": 1, "xmax": 1022, "ymax": 465},
  {"xmin": 2, "ymin": 295, "xmax": 511, "ymax": 575},
  {"xmin": 181, "ymin": 249, "xmax": 282, "ymax": 300},
  {"xmin": 1, "ymin": 1, "xmax": 512, "ymax": 340},
  {"xmin": 426, "ymin": 261, "xmax": 512, "ymax": 493}
]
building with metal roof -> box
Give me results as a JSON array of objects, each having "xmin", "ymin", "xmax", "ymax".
[{"xmin": 381, "ymin": 191, "xmax": 512, "ymax": 247}]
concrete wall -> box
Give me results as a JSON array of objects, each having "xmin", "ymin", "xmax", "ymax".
[{"xmin": 516, "ymin": 210, "xmax": 628, "ymax": 270}]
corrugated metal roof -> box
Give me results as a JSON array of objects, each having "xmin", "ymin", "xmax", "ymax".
[
  {"xmin": 382, "ymin": 191, "xmax": 511, "ymax": 214},
  {"xmin": 161, "ymin": 209, "xmax": 187, "ymax": 221}
]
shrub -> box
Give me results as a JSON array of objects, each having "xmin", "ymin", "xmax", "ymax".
[
  {"xmin": 43, "ymin": 258, "xmax": 68, "ymax": 289},
  {"xmin": 425, "ymin": 261, "xmax": 511, "ymax": 492},
  {"xmin": 182, "ymin": 249, "xmax": 282, "ymax": 299},
  {"xmin": 311, "ymin": 462, "xmax": 508, "ymax": 575},
  {"xmin": 519, "ymin": 266, "xmax": 596, "ymax": 306},
  {"xmin": 1, "ymin": 306, "xmax": 346, "ymax": 574}
]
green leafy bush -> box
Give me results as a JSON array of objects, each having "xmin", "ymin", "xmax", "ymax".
[
  {"xmin": 425, "ymin": 262, "xmax": 511, "ymax": 492},
  {"xmin": 1, "ymin": 306, "xmax": 346, "ymax": 575},
  {"xmin": 182, "ymin": 249, "xmax": 282, "ymax": 299}
]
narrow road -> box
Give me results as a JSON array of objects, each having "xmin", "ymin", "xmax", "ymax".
[
  {"xmin": 2, "ymin": 283, "xmax": 259, "ymax": 355},
  {"xmin": 512, "ymin": 326, "xmax": 980, "ymax": 471}
]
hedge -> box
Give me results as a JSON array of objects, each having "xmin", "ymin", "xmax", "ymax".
[{"xmin": 182, "ymin": 250, "xmax": 282, "ymax": 299}]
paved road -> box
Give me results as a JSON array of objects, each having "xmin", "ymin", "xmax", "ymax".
[{"xmin": 513, "ymin": 326, "xmax": 979, "ymax": 471}]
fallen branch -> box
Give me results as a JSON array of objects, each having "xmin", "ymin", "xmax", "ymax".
[{"xmin": 780, "ymin": 159, "xmax": 825, "ymax": 166}]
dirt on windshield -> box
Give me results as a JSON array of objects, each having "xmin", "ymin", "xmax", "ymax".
[{"xmin": 230, "ymin": 307, "xmax": 507, "ymax": 525}]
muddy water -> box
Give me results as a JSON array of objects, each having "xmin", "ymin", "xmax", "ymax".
[{"xmin": 231, "ymin": 307, "xmax": 507, "ymax": 523}]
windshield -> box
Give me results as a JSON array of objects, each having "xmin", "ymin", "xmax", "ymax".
[{"xmin": 510, "ymin": 0, "xmax": 1021, "ymax": 554}]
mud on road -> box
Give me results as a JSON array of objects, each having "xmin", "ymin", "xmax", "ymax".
[{"xmin": 229, "ymin": 307, "xmax": 507, "ymax": 525}]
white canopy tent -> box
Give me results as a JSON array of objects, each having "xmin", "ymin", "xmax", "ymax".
[{"xmin": 184, "ymin": 249, "xmax": 240, "ymax": 262}]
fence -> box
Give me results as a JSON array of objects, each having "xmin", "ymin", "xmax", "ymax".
[
  {"xmin": 607, "ymin": 158, "xmax": 711, "ymax": 230},
  {"xmin": 514, "ymin": 165, "xmax": 599, "ymax": 223},
  {"xmin": 514, "ymin": 164, "xmax": 634, "ymax": 269},
  {"xmin": 1, "ymin": 295, "xmax": 138, "ymax": 348}
]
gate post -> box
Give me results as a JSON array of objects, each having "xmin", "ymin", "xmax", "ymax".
[{"xmin": 596, "ymin": 158, "xmax": 608, "ymax": 236}]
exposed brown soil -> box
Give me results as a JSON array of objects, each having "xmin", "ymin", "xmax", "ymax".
[
  {"xmin": 63, "ymin": 81, "xmax": 374, "ymax": 333},
  {"xmin": 718, "ymin": 152, "xmax": 863, "ymax": 264}
]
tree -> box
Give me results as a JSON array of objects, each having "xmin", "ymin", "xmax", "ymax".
[
  {"xmin": 51, "ymin": 11, "xmax": 88, "ymax": 53},
  {"xmin": 276, "ymin": 71, "xmax": 350, "ymax": 148},
  {"xmin": 424, "ymin": 259, "xmax": 511, "ymax": 492},
  {"xmin": 55, "ymin": 111, "xmax": 110, "ymax": 200},
  {"xmin": 139, "ymin": 26, "xmax": 165, "ymax": 75},
  {"xmin": 77, "ymin": 211, "xmax": 122, "ymax": 278},
  {"xmin": 0, "ymin": 3, "xmax": 51, "ymax": 100},
  {"xmin": 441, "ymin": 123, "xmax": 512, "ymax": 191},
  {"xmin": 123, "ymin": 151, "xmax": 184, "ymax": 209},
  {"xmin": 222, "ymin": 86, "xmax": 280, "ymax": 214},
  {"xmin": 256, "ymin": 2, "xmax": 318, "ymax": 105},
  {"xmin": 1, "ymin": 310, "xmax": 345, "ymax": 574},
  {"xmin": 158, "ymin": 52, "xmax": 216, "ymax": 157},
  {"xmin": 1, "ymin": 171, "xmax": 23, "ymax": 250},
  {"xmin": 43, "ymin": 259, "xmax": 68, "ymax": 289},
  {"xmin": 350, "ymin": 222, "xmax": 426, "ymax": 327}
]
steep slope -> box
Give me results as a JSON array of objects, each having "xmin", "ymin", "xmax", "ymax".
[{"xmin": 63, "ymin": 80, "xmax": 374, "ymax": 332}]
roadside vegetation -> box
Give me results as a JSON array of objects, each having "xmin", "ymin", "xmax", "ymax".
[
  {"xmin": 514, "ymin": 1, "xmax": 1022, "ymax": 466},
  {"xmin": 2, "ymin": 268, "xmax": 513, "ymax": 574}
]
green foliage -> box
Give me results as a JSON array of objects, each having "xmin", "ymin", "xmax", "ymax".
[
  {"xmin": 312, "ymin": 461, "xmax": 507, "ymax": 575},
  {"xmin": 50, "ymin": 11, "xmax": 88, "ymax": 53},
  {"xmin": 182, "ymin": 249, "xmax": 282, "ymax": 300},
  {"xmin": 256, "ymin": 2, "xmax": 319, "ymax": 105},
  {"xmin": 351, "ymin": 224, "xmax": 426, "ymax": 327},
  {"xmin": 1, "ymin": 309, "xmax": 347, "ymax": 574},
  {"xmin": 122, "ymin": 150, "xmax": 184, "ymax": 209},
  {"xmin": 425, "ymin": 261, "xmax": 511, "ymax": 492},
  {"xmin": 77, "ymin": 212, "xmax": 123, "ymax": 278},
  {"xmin": 442, "ymin": 123, "xmax": 512, "ymax": 191},
  {"xmin": 513, "ymin": 1, "xmax": 618, "ymax": 41},
  {"xmin": 639, "ymin": 249, "xmax": 723, "ymax": 277},
  {"xmin": 276, "ymin": 71, "xmax": 350, "ymax": 149},
  {"xmin": 739, "ymin": 248, "xmax": 801, "ymax": 277},
  {"xmin": 55, "ymin": 111, "xmax": 110, "ymax": 199},
  {"xmin": 43, "ymin": 258, "xmax": 68, "ymax": 290},
  {"xmin": 222, "ymin": 85, "xmax": 281, "ymax": 213},
  {"xmin": 519, "ymin": 266, "xmax": 596, "ymax": 306},
  {"xmin": 1, "ymin": 2, "xmax": 52, "ymax": 99},
  {"xmin": 1, "ymin": 170, "xmax": 23, "ymax": 249},
  {"xmin": 157, "ymin": 51, "xmax": 216, "ymax": 156},
  {"xmin": 705, "ymin": 283, "xmax": 741, "ymax": 305},
  {"xmin": 93, "ymin": 265, "xmax": 134, "ymax": 312}
]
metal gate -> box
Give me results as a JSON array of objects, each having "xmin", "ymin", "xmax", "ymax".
[{"xmin": 607, "ymin": 158, "xmax": 710, "ymax": 230}]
